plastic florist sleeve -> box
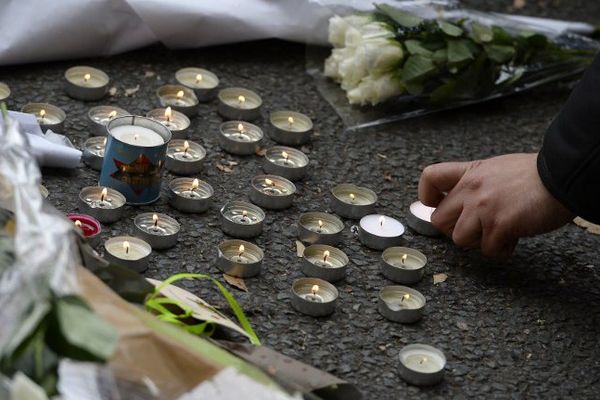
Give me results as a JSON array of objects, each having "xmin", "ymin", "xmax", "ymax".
[{"xmin": 308, "ymin": 0, "xmax": 599, "ymax": 130}]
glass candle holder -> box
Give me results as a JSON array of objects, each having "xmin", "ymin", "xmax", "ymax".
[
  {"xmin": 0, "ymin": 82, "xmax": 11, "ymax": 101},
  {"xmin": 104, "ymin": 235, "xmax": 152, "ymax": 272},
  {"xmin": 399, "ymin": 344, "xmax": 446, "ymax": 386},
  {"xmin": 175, "ymin": 67, "xmax": 219, "ymax": 102},
  {"xmin": 381, "ymin": 247, "xmax": 426, "ymax": 284},
  {"xmin": 64, "ymin": 65, "xmax": 109, "ymax": 101},
  {"xmin": 263, "ymin": 146, "xmax": 309, "ymax": 181},
  {"xmin": 78, "ymin": 186, "xmax": 126, "ymax": 224},
  {"xmin": 268, "ymin": 111, "xmax": 313, "ymax": 146},
  {"xmin": 356, "ymin": 214, "xmax": 405, "ymax": 250},
  {"xmin": 218, "ymin": 121, "xmax": 263, "ymax": 155},
  {"xmin": 291, "ymin": 277, "xmax": 338, "ymax": 317},
  {"xmin": 297, "ymin": 212, "xmax": 344, "ymax": 245},
  {"xmin": 407, "ymin": 201, "xmax": 440, "ymax": 236},
  {"xmin": 165, "ymin": 139, "xmax": 206, "ymax": 175},
  {"xmin": 157, "ymin": 84, "xmax": 200, "ymax": 117},
  {"xmin": 216, "ymin": 239, "xmax": 264, "ymax": 278},
  {"xmin": 88, "ymin": 105, "xmax": 130, "ymax": 136},
  {"xmin": 301, "ymin": 244, "xmax": 349, "ymax": 282},
  {"xmin": 217, "ymin": 87, "xmax": 262, "ymax": 121},
  {"xmin": 133, "ymin": 212, "xmax": 180, "ymax": 250},
  {"xmin": 21, "ymin": 102, "xmax": 66, "ymax": 133},
  {"xmin": 146, "ymin": 107, "xmax": 191, "ymax": 139},
  {"xmin": 330, "ymin": 183, "xmax": 377, "ymax": 219},
  {"xmin": 378, "ymin": 286, "xmax": 426, "ymax": 324},
  {"xmin": 220, "ymin": 200, "xmax": 265, "ymax": 239},
  {"xmin": 249, "ymin": 174, "xmax": 296, "ymax": 210},
  {"xmin": 168, "ymin": 177, "xmax": 214, "ymax": 213},
  {"xmin": 82, "ymin": 136, "xmax": 106, "ymax": 171}
]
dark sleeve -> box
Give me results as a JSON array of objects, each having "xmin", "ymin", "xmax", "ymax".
[{"xmin": 537, "ymin": 53, "xmax": 600, "ymax": 223}]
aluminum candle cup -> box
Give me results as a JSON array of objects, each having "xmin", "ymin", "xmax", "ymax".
[
  {"xmin": 220, "ymin": 201, "xmax": 265, "ymax": 239},
  {"xmin": 301, "ymin": 244, "xmax": 348, "ymax": 282},
  {"xmin": 330, "ymin": 184, "xmax": 377, "ymax": 219},
  {"xmin": 0, "ymin": 82, "xmax": 10, "ymax": 101},
  {"xmin": 168, "ymin": 178, "xmax": 214, "ymax": 213},
  {"xmin": 249, "ymin": 175, "xmax": 296, "ymax": 210},
  {"xmin": 157, "ymin": 85, "xmax": 200, "ymax": 117},
  {"xmin": 217, "ymin": 87, "xmax": 262, "ymax": 121},
  {"xmin": 216, "ymin": 239, "xmax": 264, "ymax": 278},
  {"xmin": 218, "ymin": 121, "xmax": 263, "ymax": 155},
  {"xmin": 175, "ymin": 67, "xmax": 219, "ymax": 102},
  {"xmin": 381, "ymin": 247, "xmax": 426, "ymax": 284},
  {"xmin": 378, "ymin": 286, "xmax": 426, "ymax": 324},
  {"xmin": 357, "ymin": 214, "xmax": 405, "ymax": 250},
  {"xmin": 64, "ymin": 66, "xmax": 109, "ymax": 101},
  {"xmin": 78, "ymin": 186, "xmax": 126, "ymax": 224},
  {"xmin": 269, "ymin": 111, "xmax": 313, "ymax": 146},
  {"xmin": 407, "ymin": 201, "xmax": 440, "ymax": 236},
  {"xmin": 165, "ymin": 139, "xmax": 206, "ymax": 175},
  {"xmin": 99, "ymin": 116, "xmax": 171, "ymax": 205},
  {"xmin": 82, "ymin": 136, "xmax": 106, "ymax": 171},
  {"xmin": 88, "ymin": 106, "xmax": 129, "ymax": 136},
  {"xmin": 104, "ymin": 236, "xmax": 152, "ymax": 272},
  {"xmin": 21, "ymin": 103, "xmax": 66, "ymax": 133},
  {"xmin": 263, "ymin": 146, "xmax": 309, "ymax": 181},
  {"xmin": 399, "ymin": 344, "xmax": 446, "ymax": 386},
  {"xmin": 39, "ymin": 185, "xmax": 49, "ymax": 199},
  {"xmin": 291, "ymin": 277, "xmax": 338, "ymax": 317},
  {"xmin": 67, "ymin": 213, "xmax": 102, "ymax": 247},
  {"xmin": 146, "ymin": 107, "xmax": 191, "ymax": 139},
  {"xmin": 297, "ymin": 212, "xmax": 344, "ymax": 245},
  {"xmin": 133, "ymin": 212, "xmax": 180, "ymax": 250}
]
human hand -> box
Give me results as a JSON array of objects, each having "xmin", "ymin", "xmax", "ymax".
[{"xmin": 418, "ymin": 153, "xmax": 574, "ymax": 257}]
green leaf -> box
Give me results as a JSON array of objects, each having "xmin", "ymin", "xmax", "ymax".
[
  {"xmin": 491, "ymin": 26, "xmax": 514, "ymax": 45},
  {"xmin": 430, "ymin": 80, "xmax": 458, "ymax": 104},
  {"xmin": 519, "ymin": 31, "xmax": 548, "ymax": 48},
  {"xmin": 447, "ymin": 39, "xmax": 475, "ymax": 65},
  {"xmin": 485, "ymin": 44, "xmax": 515, "ymax": 63},
  {"xmin": 432, "ymin": 49, "xmax": 447, "ymax": 66},
  {"xmin": 400, "ymin": 55, "xmax": 437, "ymax": 82},
  {"xmin": 404, "ymin": 40, "xmax": 433, "ymax": 56},
  {"xmin": 437, "ymin": 20, "xmax": 463, "ymax": 37},
  {"xmin": 471, "ymin": 22, "xmax": 493, "ymax": 43},
  {"xmin": 403, "ymin": 80, "xmax": 425, "ymax": 96},
  {"xmin": 375, "ymin": 4, "xmax": 423, "ymax": 28}
]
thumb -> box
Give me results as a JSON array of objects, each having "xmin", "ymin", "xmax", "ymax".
[{"xmin": 418, "ymin": 161, "xmax": 472, "ymax": 207}]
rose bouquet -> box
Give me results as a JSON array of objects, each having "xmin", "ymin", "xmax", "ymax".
[{"xmin": 324, "ymin": 3, "xmax": 598, "ymax": 108}]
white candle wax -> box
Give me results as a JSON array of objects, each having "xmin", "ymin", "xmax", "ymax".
[
  {"xmin": 360, "ymin": 214, "xmax": 405, "ymax": 237},
  {"xmin": 410, "ymin": 201, "xmax": 435, "ymax": 222},
  {"xmin": 391, "ymin": 254, "xmax": 424, "ymax": 270},
  {"xmin": 401, "ymin": 350, "xmax": 445, "ymax": 373},
  {"xmin": 176, "ymin": 68, "xmax": 219, "ymax": 89},
  {"xmin": 105, "ymin": 239, "xmax": 150, "ymax": 260},
  {"xmin": 111, "ymin": 125, "xmax": 165, "ymax": 147}
]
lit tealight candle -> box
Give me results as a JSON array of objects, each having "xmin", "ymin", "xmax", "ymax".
[
  {"xmin": 78, "ymin": 186, "xmax": 126, "ymax": 224},
  {"xmin": 269, "ymin": 110, "xmax": 313, "ymax": 145},
  {"xmin": 298, "ymin": 212, "xmax": 344, "ymax": 245},
  {"xmin": 219, "ymin": 200, "xmax": 265, "ymax": 239},
  {"xmin": 157, "ymin": 85, "xmax": 199, "ymax": 117},
  {"xmin": 357, "ymin": 214, "xmax": 405, "ymax": 250},
  {"xmin": 398, "ymin": 344, "xmax": 446, "ymax": 386},
  {"xmin": 88, "ymin": 106, "xmax": 129, "ymax": 136},
  {"xmin": 175, "ymin": 67, "xmax": 220, "ymax": 101},
  {"xmin": 263, "ymin": 146, "xmax": 309, "ymax": 181},
  {"xmin": 217, "ymin": 87, "xmax": 262, "ymax": 121},
  {"xmin": 217, "ymin": 239, "xmax": 264, "ymax": 278},
  {"xmin": 378, "ymin": 286, "xmax": 425, "ymax": 323},
  {"xmin": 330, "ymin": 184, "xmax": 377, "ymax": 219},
  {"xmin": 104, "ymin": 235, "xmax": 152, "ymax": 272},
  {"xmin": 146, "ymin": 107, "xmax": 191, "ymax": 138},
  {"xmin": 301, "ymin": 244, "xmax": 349, "ymax": 282},
  {"xmin": 133, "ymin": 212, "xmax": 180, "ymax": 249},
  {"xmin": 291, "ymin": 277, "xmax": 339, "ymax": 316},
  {"xmin": 168, "ymin": 177, "xmax": 214, "ymax": 213},
  {"xmin": 67, "ymin": 213, "xmax": 102, "ymax": 246},
  {"xmin": 64, "ymin": 66, "xmax": 110, "ymax": 100},
  {"xmin": 218, "ymin": 121, "xmax": 264, "ymax": 155},
  {"xmin": 22, "ymin": 102, "xmax": 66, "ymax": 133}
]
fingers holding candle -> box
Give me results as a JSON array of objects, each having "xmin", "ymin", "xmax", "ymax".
[{"xmin": 418, "ymin": 161, "xmax": 471, "ymax": 207}]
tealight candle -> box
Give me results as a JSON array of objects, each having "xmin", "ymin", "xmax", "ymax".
[
  {"xmin": 291, "ymin": 277, "xmax": 338, "ymax": 317},
  {"xmin": 356, "ymin": 214, "xmax": 405, "ymax": 250},
  {"xmin": 407, "ymin": 201, "xmax": 440, "ymax": 236},
  {"xmin": 218, "ymin": 121, "xmax": 263, "ymax": 155},
  {"xmin": 21, "ymin": 103, "xmax": 66, "ymax": 133},
  {"xmin": 249, "ymin": 175, "xmax": 296, "ymax": 210},
  {"xmin": 263, "ymin": 146, "xmax": 309, "ymax": 181},
  {"xmin": 175, "ymin": 67, "xmax": 219, "ymax": 102},
  {"xmin": 67, "ymin": 213, "xmax": 102, "ymax": 247},
  {"xmin": 0, "ymin": 82, "xmax": 11, "ymax": 101},
  {"xmin": 64, "ymin": 66, "xmax": 110, "ymax": 101},
  {"xmin": 104, "ymin": 236, "xmax": 152, "ymax": 272},
  {"xmin": 217, "ymin": 87, "xmax": 262, "ymax": 121},
  {"xmin": 99, "ymin": 115, "xmax": 171, "ymax": 205},
  {"xmin": 268, "ymin": 111, "xmax": 313, "ymax": 146},
  {"xmin": 146, "ymin": 107, "xmax": 191, "ymax": 139},
  {"xmin": 330, "ymin": 183, "xmax": 377, "ymax": 219},
  {"xmin": 168, "ymin": 177, "xmax": 214, "ymax": 213},
  {"xmin": 78, "ymin": 186, "xmax": 126, "ymax": 223},
  {"xmin": 220, "ymin": 200, "xmax": 265, "ymax": 239},
  {"xmin": 381, "ymin": 247, "xmax": 427, "ymax": 284},
  {"xmin": 297, "ymin": 212, "xmax": 344, "ymax": 245},
  {"xmin": 133, "ymin": 212, "xmax": 180, "ymax": 250},
  {"xmin": 82, "ymin": 136, "xmax": 106, "ymax": 171},
  {"xmin": 157, "ymin": 84, "xmax": 200, "ymax": 117},
  {"xmin": 378, "ymin": 286, "xmax": 426, "ymax": 324},
  {"xmin": 399, "ymin": 344, "xmax": 446, "ymax": 386},
  {"xmin": 39, "ymin": 185, "xmax": 49, "ymax": 199},
  {"xmin": 165, "ymin": 139, "xmax": 206, "ymax": 175},
  {"xmin": 88, "ymin": 105, "xmax": 129, "ymax": 136},
  {"xmin": 216, "ymin": 239, "xmax": 264, "ymax": 278},
  {"xmin": 301, "ymin": 244, "xmax": 349, "ymax": 282}
]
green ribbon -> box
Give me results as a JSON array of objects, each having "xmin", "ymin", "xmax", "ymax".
[{"xmin": 145, "ymin": 273, "xmax": 260, "ymax": 345}]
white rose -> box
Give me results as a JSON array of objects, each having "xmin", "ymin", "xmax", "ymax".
[
  {"xmin": 359, "ymin": 21, "xmax": 395, "ymax": 41},
  {"xmin": 338, "ymin": 47, "xmax": 367, "ymax": 90},
  {"xmin": 324, "ymin": 48, "xmax": 348, "ymax": 81},
  {"xmin": 328, "ymin": 15, "xmax": 373, "ymax": 48},
  {"xmin": 347, "ymin": 73, "xmax": 404, "ymax": 106},
  {"xmin": 356, "ymin": 38, "xmax": 403, "ymax": 77}
]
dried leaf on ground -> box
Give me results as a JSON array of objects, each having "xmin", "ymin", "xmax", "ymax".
[
  {"xmin": 296, "ymin": 240, "xmax": 305, "ymax": 257},
  {"xmin": 108, "ymin": 87, "xmax": 118, "ymax": 96},
  {"xmin": 223, "ymin": 274, "xmax": 248, "ymax": 292},
  {"xmin": 255, "ymin": 147, "xmax": 267, "ymax": 156},
  {"xmin": 144, "ymin": 70, "xmax": 156, "ymax": 78},
  {"xmin": 125, "ymin": 85, "xmax": 140, "ymax": 97},
  {"xmin": 513, "ymin": 0, "xmax": 527, "ymax": 9},
  {"xmin": 573, "ymin": 217, "xmax": 600, "ymax": 235},
  {"xmin": 433, "ymin": 272, "xmax": 448, "ymax": 284},
  {"xmin": 383, "ymin": 172, "xmax": 393, "ymax": 182},
  {"xmin": 216, "ymin": 162, "xmax": 233, "ymax": 173},
  {"xmin": 457, "ymin": 321, "xmax": 469, "ymax": 331},
  {"xmin": 377, "ymin": 153, "xmax": 387, "ymax": 159}
]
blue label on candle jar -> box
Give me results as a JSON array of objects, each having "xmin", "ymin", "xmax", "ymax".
[{"xmin": 99, "ymin": 116, "xmax": 171, "ymax": 205}]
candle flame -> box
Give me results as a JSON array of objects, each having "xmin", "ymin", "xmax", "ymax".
[
  {"xmin": 100, "ymin": 187, "xmax": 108, "ymax": 202},
  {"xmin": 108, "ymin": 110, "xmax": 117, "ymax": 119},
  {"xmin": 123, "ymin": 240, "xmax": 130, "ymax": 254},
  {"xmin": 238, "ymin": 95, "xmax": 246, "ymax": 104},
  {"xmin": 287, "ymin": 116, "xmax": 294, "ymax": 125},
  {"xmin": 349, "ymin": 193, "xmax": 355, "ymax": 202},
  {"xmin": 83, "ymin": 73, "xmax": 91, "ymax": 82},
  {"xmin": 282, "ymin": 151, "xmax": 289, "ymax": 160},
  {"xmin": 379, "ymin": 216, "xmax": 385, "ymax": 227},
  {"xmin": 420, "ymin": 357, "xmax": 428, "ymax": 364},
  {"xmin": 238, "ymin": 244, "xmax": 245, "ymax": 257},
  {"xmin": 153, "ymin": 213, "xmax": 159, "ymax": 227},
  {"xmin": 165, "ymin": 106, "xmax": 172, "ymax": 121},
  {"xmin": 237, "ymin": 123, "xmax": 245, "ymax": 133},
  {"xmin": 74, "ymin": 220, "xmax": 82, "ymax": 228},
  {"xmin": 323, "ymin": 250, "xmax": 330, "ymax": 263},
  {"xmin": 195, "ymin": 73, "xmax": 202, "ymax": 83},
  {"xmin": 318, "ymin": 219, "xmax": 323, "ymax": 229},
  {"xmin": 401, "ymin": 254, "xmax": 407, "ymax": 264},
  {"xmin": 192, "ymin": 178, "xmax": 199, "ymax": 190},
  {"xmin": 402, "ymin": 293, "xmax": 410, "ymax": 301},
  {"xmin": 242, "ymin": 210, "xmax": 248, "ymax": 218},
  {"xmin": 183, "ymin": 140, "xmax": 190, "ymax": 153},
  {"xmin": 265, "ymin": 178, "xmax": 274, "ymax": 186},
  {"xmin": 39, "ymin": 109, "xmax": 46, "ymax": 117},
  {"xmin": 311, "ymin": 285, "xmax": 319, "ymax": 295},
  {"xmin": 134, "ymin": 134, "xmax": 139, "ymax": 141},
  {"xmin": 176, "ymin": 90, "xmax": 185, "ymax": 99}
]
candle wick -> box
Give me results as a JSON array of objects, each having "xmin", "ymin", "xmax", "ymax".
[{"xmin": 125, "ymin": 246, "xmax": 129, "ymax": 255}]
